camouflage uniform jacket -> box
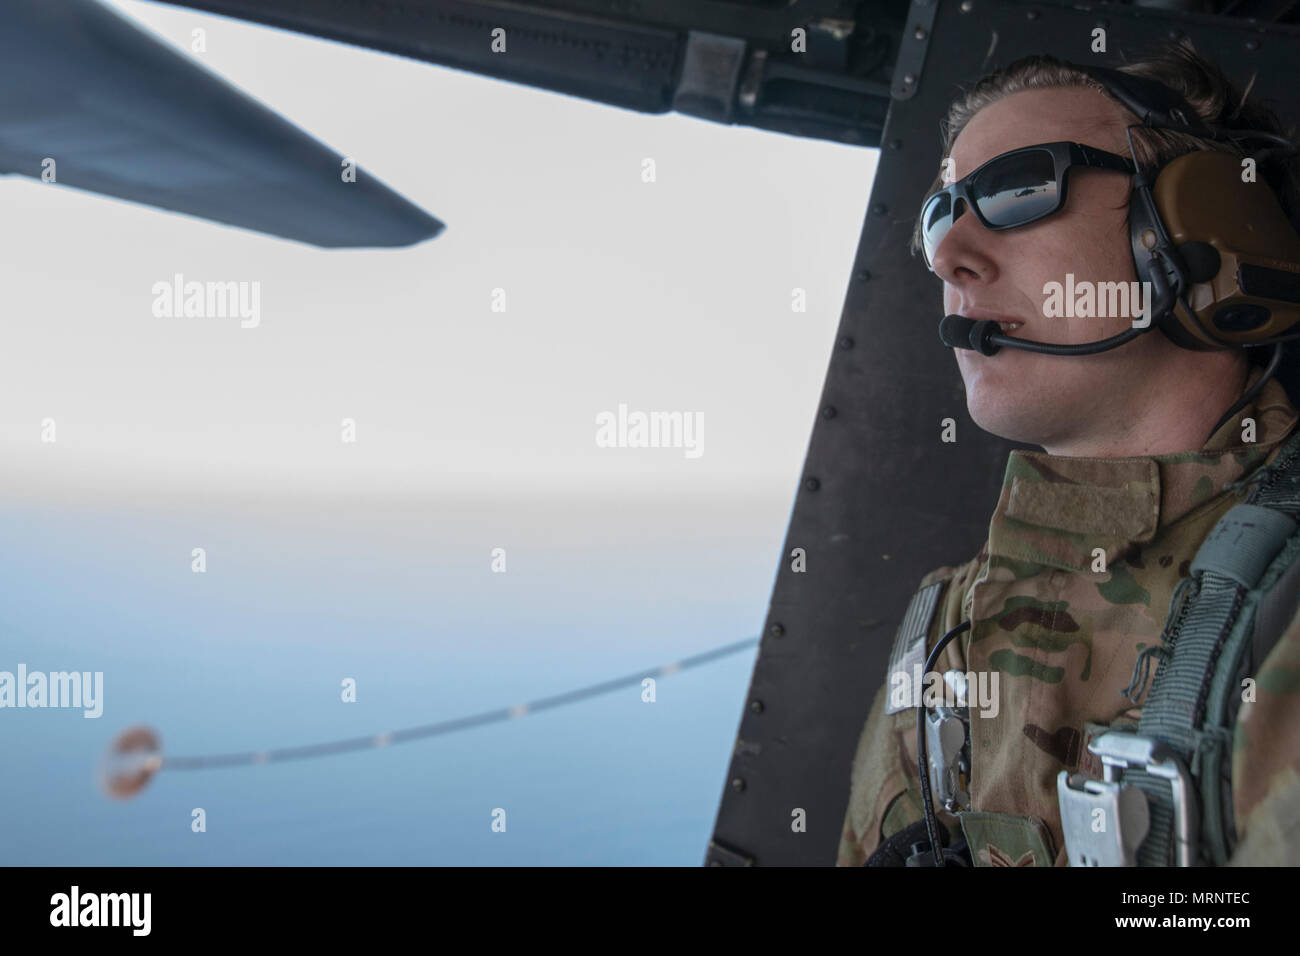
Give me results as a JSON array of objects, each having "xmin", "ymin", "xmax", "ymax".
[{"xmin": 837, "ymin": 372, "xmax": 1300, "ymax": 867}]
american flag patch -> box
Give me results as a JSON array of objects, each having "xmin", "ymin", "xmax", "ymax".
[{"xmin": 884, "ymin": 580, "xmax": 945, "ymax": 715}]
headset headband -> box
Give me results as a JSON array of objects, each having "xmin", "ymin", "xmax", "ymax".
[{"xmin": 1069, "ymin": 62, "xmax": 1216, "ymax": 139}]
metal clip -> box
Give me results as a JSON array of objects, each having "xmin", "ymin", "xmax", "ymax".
[
  {"xmin": 1098, "ymin": 732, "xmax": 1198, "ymax": 866},
  {"xmin": 1057, "ymin": 730, "xmax": 1198, "ymax": 867},
  {"xmin": 1057, "ymin": 771, "xmax": 1149, "ymax": 866},
  {"xmin": 925, "ymin": 673, "xmax": 971, "ymax": 813}
]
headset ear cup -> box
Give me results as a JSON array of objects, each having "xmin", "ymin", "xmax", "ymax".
[
  {"xmin": 1176, "ymin": 241, "xmax": 1222, "ymax": 284},
  {"xmin": 1073, "ymin": 63, "xmax": 1300, "ymax": 349},
  {"xmin": 1150, "ymin": 150, "xmax": 1300, "ymax": 348}
]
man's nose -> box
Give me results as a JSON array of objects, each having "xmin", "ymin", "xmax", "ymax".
[
  {"xmin": 930, "ymin": 197, "xmax": 981, "ymax": 278},
  {"xmin": 942, "ymin": 196, "xmax": 971, "ymax": 244}
]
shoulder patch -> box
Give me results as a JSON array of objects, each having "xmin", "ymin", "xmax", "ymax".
[
  {"xmin": 884, "ymin": 580, "xmax": 946, "ymax": 715},
  {"xmin": 959, "ymin": 811, "xmax": 1057, "ymax": 867}
]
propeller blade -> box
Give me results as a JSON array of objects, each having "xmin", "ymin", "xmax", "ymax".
[{"xmin": 0, "ymin": 0, "xmax": 444, "ymax": 247}]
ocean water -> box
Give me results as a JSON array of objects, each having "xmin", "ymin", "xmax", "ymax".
[{"xmin": 0, "ymin": 491, "xmax": 780, "ymax": 865}]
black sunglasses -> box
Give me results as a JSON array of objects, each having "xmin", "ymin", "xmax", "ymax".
[{"xmin": 919, "ymin": 141, "xmax": 1137, "ymax": 270}]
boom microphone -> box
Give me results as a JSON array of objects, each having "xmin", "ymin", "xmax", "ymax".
[{"xmin": 938, "ymin": 314, "xmax": 1150, "ymax": 356}]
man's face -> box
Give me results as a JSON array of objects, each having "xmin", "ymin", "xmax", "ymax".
[{"xmin": 931, "ymin": 86, "xmax": 1167, "ymax": 449}]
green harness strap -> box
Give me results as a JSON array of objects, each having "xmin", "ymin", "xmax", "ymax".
[{"xmin": 1124, "ymin": 426, "xmax": 1300, "ymax": 866}]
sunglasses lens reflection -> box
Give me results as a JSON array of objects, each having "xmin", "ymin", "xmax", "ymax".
[
  {"xmin": 921, "ymin": 148, "xmax": 1062, "ymax": 266},
  {"xmin": 971, "ymin": 148, "xmax": 1058, "ymax": 226},
  {"xmin": 922, "ymin": 191, "xmax": 952, "ymax": 265}
]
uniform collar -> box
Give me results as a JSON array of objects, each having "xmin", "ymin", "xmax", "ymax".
[{"xmin": 986, "ymin": 371, "xmax": 1300, "ymax": 572}]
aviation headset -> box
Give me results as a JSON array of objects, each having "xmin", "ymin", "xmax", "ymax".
[
  {"xmin": 1076, "ymin": 61, "xmax": 1300, "ymax": 352},
  {"xmin": 939, "ymin": 59, "xmax": 1300, "ymax": 361}
]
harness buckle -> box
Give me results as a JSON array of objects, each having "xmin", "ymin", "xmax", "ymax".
[
  {"xmin": 1056, "ymin": 771, "xmax": 1149, "ymax": 866},
  {"xmin": 1057, "ymin": 730, "xmax": 1198, "ymax": 866}
]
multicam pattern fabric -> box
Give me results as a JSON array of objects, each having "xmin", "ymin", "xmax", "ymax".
[{"xmin": 837, "ymin": 372, "xmax": 1300, "ymax": 867}]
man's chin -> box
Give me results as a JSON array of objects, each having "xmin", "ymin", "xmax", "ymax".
[{"xmin": 965, "ymin": 397, "xmax": 1056, "ymax": 447}]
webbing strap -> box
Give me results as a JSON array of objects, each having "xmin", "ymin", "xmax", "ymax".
[{"xmin": 1126, "ymin": 428, "xmax": 1300, "ymax": 866}]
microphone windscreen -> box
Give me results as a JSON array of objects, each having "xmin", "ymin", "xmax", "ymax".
[
  {"xmin": 939, "ymin": 314, "xmax": 975, "ymax": 348},
  {"xmin": 969, "ymin": 319, "xmax": 999, "ymax": 354}
]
